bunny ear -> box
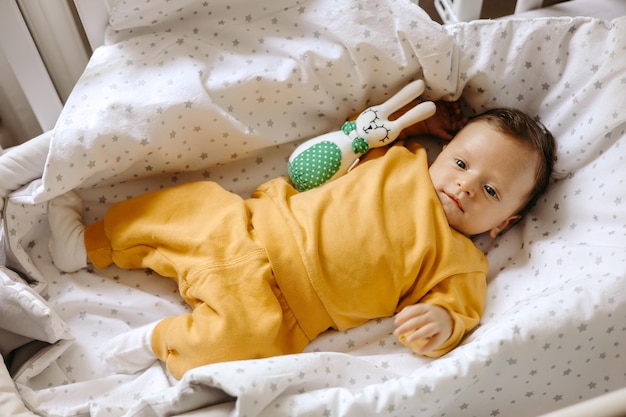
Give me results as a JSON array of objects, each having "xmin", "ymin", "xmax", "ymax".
[
  {"xmin": 393, "ymin": 100, "xmax": 437, "ymax": 130},
  {"xmin": 376, "ymin": 79, "xmax": 428, "ymax": 116}
]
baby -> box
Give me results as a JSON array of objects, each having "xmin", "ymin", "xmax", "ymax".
[{"xmin": 47, "ymin": 105, "xmax": 555, "ymax": 380}]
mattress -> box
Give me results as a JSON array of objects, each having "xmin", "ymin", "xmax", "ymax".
[{"xmin": 0, "ymin": 0, "xmax": 624, "ymax": 416}]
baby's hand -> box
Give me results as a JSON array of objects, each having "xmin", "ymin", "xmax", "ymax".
[
  {"xmin": 399, "ymin": 100, "xmax": 466, "ymax": 141},
  {"xmin": 423, "ymin": 101, "xmax": 466, "ymax": 141},
  {"xmin": 393, "ymin": 304, "xmax": 453, "ymax": 355}
]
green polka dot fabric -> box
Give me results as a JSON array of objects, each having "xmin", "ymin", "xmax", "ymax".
[
  {"xmin": 288, "ymin": 141, "xmax": 342, "ymax": 191},
  {"xmin": 351, "ymin": 136, "xmax": 369, "ymax": 154}
]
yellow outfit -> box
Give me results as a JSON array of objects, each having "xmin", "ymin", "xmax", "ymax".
[{"xmin": 85, "ymin": 142, "xmax": 488, "ymax": 379}]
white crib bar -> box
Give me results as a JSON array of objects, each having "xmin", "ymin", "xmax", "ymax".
[{"xmin": 0, "ymin": 1, "xmax": 63, "ymax": 132}]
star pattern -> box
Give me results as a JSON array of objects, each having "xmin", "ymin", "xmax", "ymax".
[{"xmin": 2, "ymin": 1, "xmax": 624, "ymax": 417}]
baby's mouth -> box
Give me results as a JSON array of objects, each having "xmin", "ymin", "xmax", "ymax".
[{"xmin": 445, "ymin": 192, "xmax": 464, "ymax": 213}]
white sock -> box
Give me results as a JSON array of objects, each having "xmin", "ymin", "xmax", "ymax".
[
  {"xmin": 47, "ymin": 191, "xmax": 88, "ymax": 272},
  {"xmin": 103, "ymin": 322, "xmax": 158, "ymax": 374}
]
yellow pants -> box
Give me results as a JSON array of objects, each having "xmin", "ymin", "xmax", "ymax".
[{"xmin": 85, "ymin": 182, "xmax": 309, "ymax": 379}]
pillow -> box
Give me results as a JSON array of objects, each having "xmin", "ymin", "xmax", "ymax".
[
  {"xmin": 35, "ymin": 0, "xmax": 458, "ymax": 202},
  {"xmin": 446, "ymin": 16, "xmax": 622, "ymax": 177},
  {"xmin": 0, "ymin": 266, "xmax": 71, "ymax": 356},
  {"xmin": 0, "ymin": 356, "xmax": 37, "ymax": 417}
]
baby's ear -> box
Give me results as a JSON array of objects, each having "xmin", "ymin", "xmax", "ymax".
[{"xmin": 488, "ymin": 215, "xmax": 521, "ymax": 238}]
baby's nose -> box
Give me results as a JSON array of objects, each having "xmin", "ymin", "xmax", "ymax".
[{"xmin": 457, "ymin": 174, "xmax": 479, "ymax": 197}]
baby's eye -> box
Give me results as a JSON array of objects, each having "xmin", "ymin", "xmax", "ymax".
[
  {"xmin": 484, "ymin": 185, "xmax": 498, "ymax": 199},
  {"xmin": 455, "ymin": 159, "xmax": 466, "ymax": 169}
]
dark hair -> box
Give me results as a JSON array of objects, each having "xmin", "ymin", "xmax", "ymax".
[{"xmin": 466, "ymin": 108, "xmax": 556, "ymax": 218}]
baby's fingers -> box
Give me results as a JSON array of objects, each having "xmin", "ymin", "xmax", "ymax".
[
  {"xmin": 394, "ymin": 304, "xmax": 453, "ymax": 354},
  {"xmin": 397, "ymin": 322, "xmax": 447, "ymax": 355},
  {"xmin": 394, "ymin": 303, "xmax": 429, "ymax": 322},
  {"xmin": 393, "ymin": 306, "xmax": 429, "ymax": 336},
  {"xmin": 413, "ymin": 332, "xmax": 447, "ymax": 354},
  {"xmin": 395, "ymin": 319, "xmax": 437, "ymax": 342}
]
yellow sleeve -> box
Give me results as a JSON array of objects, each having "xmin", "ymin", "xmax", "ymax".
[{"xmin": 407, "ymin": 271, "xmax": 486, "ymax": 358}]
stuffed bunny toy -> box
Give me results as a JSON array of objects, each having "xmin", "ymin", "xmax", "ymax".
[{"xmin": 288, "ymin": 79, "xmax": 436, "ymax": 192}]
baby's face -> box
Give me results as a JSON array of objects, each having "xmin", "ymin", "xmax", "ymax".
[{"xmin": 429, "ymin": 120, "xmax": 540, "ymax": 237}]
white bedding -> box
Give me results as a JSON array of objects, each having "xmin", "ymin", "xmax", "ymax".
[{"xmin": 1, "ymin": 0, "xmax": 625, "ymax": 416}]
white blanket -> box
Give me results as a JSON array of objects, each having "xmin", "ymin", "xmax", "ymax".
[{"xmin": 3, "ymin": 0, "xmax": 625, "ymax": 416}]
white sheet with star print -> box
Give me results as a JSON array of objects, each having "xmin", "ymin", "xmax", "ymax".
[{"xmin": 2, "ymin": 0, "xmax": 624, "ymax": 416}]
